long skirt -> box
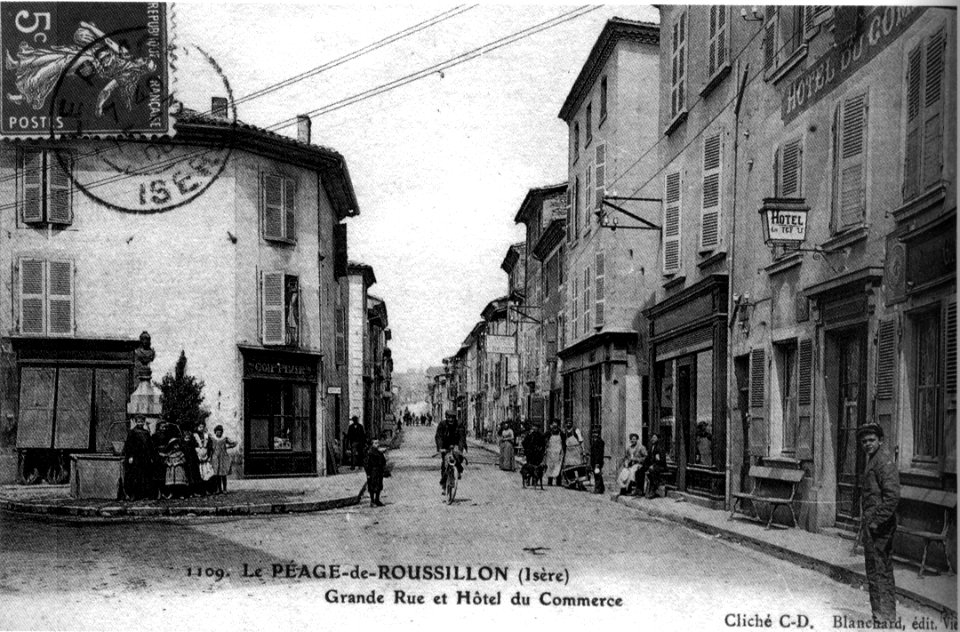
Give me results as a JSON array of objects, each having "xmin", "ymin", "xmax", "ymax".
[
  {"xmin": 499, "ymin": 441, "xmax": 515, "ymax": 471},
  {"xmin": 544, "ymin": 435, "xmax": 563, "ymax": 479},
  {"xmin": 617, "ymin": 464, "xmax": 640, "ymax": 491}
]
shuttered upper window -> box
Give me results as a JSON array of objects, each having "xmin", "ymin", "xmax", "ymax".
[
  {"xmin": 594, "ymin": 252, "xmax": 605, "ymax": 329},
  {"xmin": 18, "ymin": 148, "xmax": 73, "ymax": 226},
  {"xmin": 903, "ymin": 25, "xmax": 947, "ymax": 202},
  {"xmin": 707, "ymin": 6, "xmax": 728, "ymax": 78},
  {"xmin": 670, "ymin": 11, "xmax": 687, "ymax": 120},
  {"xmin": 262, "ymin": 174, "xmax": 296, "ymax": 242},
  {"xmin": 584, "ymin": 162, "xmax": 592, "ymax": 233},
  {"xmin": 763, "ymin": 6, "xmax": 804, "ymax": 74},
  {"xmin": 573, "ymin": 122, "xmax": 580, "ymax": 163},
  {"xmin": 700, "ymin": 131, "xmax": 722, "ymax": 250},
  {"xmin": 833, "ymin": 91, "xmax": 868, "ymax": 231},
  {"xmin": 774, "ymin": 137, "xmax": 803, "ymax": 198},
  {"xmin": 663, "ymin": 171, "xmax": 682, "ymax": 273},
  {"xmin": 261, "ymin": 272, "xmax": 300, "ymax": 346},
  {"xmin": 18, "ymin": 258, "xmax": 74, "ymax": 336},
  {"xmin": 594, "ymin": 144, "xmax": 606, "ymax": 222}
]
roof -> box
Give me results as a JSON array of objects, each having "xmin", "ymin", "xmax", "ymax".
[
  {"xmin": 500, "ymin": 242, "xmax": 525, "ymax": 273},
  {"xmin": 346, "ymin": 261, "xmax": 377, "ymax": 288},
  {"xmin": 532, "ymin": 218, "xmax": 567, "ymax": 261},
  {"xmin": 558, "ymin": 18, "xmax": 660, "ymax": 122},
  {"xmin": 513, "ymin": 182, "xmax": 568, "ymax": 224},
  {"xmin": 175, "ymin": 109, "xmax": 360, "ymax": 220}
]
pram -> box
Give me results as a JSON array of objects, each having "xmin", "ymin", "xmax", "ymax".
[{"xmin": 560, "ymin": 460, "xmax": 591, "ymax": 491}]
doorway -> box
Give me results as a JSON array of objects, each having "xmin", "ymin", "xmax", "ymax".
[{"xmin": 833, "ymin": 326, "xmax": 867, "ymax": 527}]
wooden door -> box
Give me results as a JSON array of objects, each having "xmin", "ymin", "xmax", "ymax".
[{"xmin": 835, "ymin": 328, "xmax": 866, "ymax": 525}]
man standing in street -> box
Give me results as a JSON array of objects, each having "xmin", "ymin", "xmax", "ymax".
[
  {"xmin": 363, "ymin": 439, "xmax": 387, "ymax": 507},
  {"xmin": 590, "ymin": 428, "xmax": 605, "ymax": 495},
  {"xmin": 346, "ymin": 416, "xmax": 367, "ymax": 470},
  {"xmin": 858, "ymin": 422, "xmax": 900, "ymax": 623},
  {"xmin": 122, "ymin": 414, "xmax": 156, "ymax": 500}
]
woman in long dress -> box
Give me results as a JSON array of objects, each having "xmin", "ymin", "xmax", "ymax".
[
  {"xmin": 561, "ymin": 421, "xmax": 584, "ymax": 471},
  {"xmin": 544, "ymin": 421, "xmax": 564, "ymax": 486},
  {"xmin": 499, "ymin": 423, "xmax": 516, "ymax": 471}
]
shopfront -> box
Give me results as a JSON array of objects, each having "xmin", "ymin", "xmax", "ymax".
[
  {"xmin": 646, "ymin": 275, "xmax": 728, "ymax": 501},
  {"xmin": 241, "ymin": 349, "xmax": 318, "ymax": 477}
]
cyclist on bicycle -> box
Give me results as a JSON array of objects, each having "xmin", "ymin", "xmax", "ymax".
[{"xmin": 436, "ymin": 412, "xmax": 463, "ymax": 492}]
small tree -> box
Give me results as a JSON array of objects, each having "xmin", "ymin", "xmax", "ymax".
[{"xmin": 159, "ymin": 351, "xmax": 210, "ymax": 432}]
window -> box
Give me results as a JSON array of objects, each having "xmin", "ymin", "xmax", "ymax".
[
  {"xmin": 594, "ymin": 144, "xmax": 606, "ymax": 222},
  {"xmin": 584, "ymin": 163, "xmax": 592, "ymax": 232},
  {"xmin": 573, "ymin": 177, "xmax": 581, "ymax": 241},
  {"xmin": 248, "ymin": 380, "xmax": 313, "ymax": 453},
  {"xmin": 774, "ymin": 137, "xmax": 803, "ymax": 197},
  {"xmin": 589, "ymin": 365, "xmax": 602, "ymax": 435},
  {"xmin": 261, "ymin": 272, "xmax": 300, "ymax": 346},
  {"xmin": 777, "ymin": 342, "xmax": 799, "ymax": 452},
  {"xmin": 663, "ymin": 171, "xmax": 682, "ymax": 273},
  {"xmin": 700, "ymin": 131, "xmax": 722, "ymax": 250},
  {"xmin": 832, "ymin": 91, "xmax": 868, "ymax": 230},
  {"xmin": 335, "ymin": 297, "xmax": 346, "ymax": 366},
  {"xmin": 903, "ymin": 25, "xmax": 946, "ymax": 202},
  {"xmin": 573, "ymin": 121, "xmax": 580, "ymax": 162},
  {"xmin": 582, "ymin": 266, "xmax": 591, "ymax": 332},
  {"xmin": 599, "ymin": 76, "xmax": 608, "ymax": 121},
  {"xmin": 17, "ymin": 148, "xmax": 73, "ymax": 225},
  {"xmin": 18, "ymin": 258, "xmax": 74, "ymax": 336},
  {"xmin": 262, "ymin": 174, "xmax": 296, "ymax": 242},
  {"xmin": 585, "ymin": 102, "xmax": 593, "ymax": 146},
  {"xmin": 558, "ymin": 245, "xmax": 565, "ymax": 286},
  {"xmin": 763, "ymin": 6, "xmax": 804, "ymax": 73},
  {"xmin": 670, "ymin": 10, "xmax": 687, "ymax": 119},
  {"xmin": 562, "ymin": 373, "xmax": 573, "ymax": 426},
  {"xmin": 912, "ymin": 308, "xmax": 942, "ymax": 460},
  {"xmin": 707, "ymin": 6, "xmax": 729, "ymax": 77},
  {"xmin": 572, "ymin": 275, "xmax": 579, "ymax": 339},
  {"xmin": 594, "ymin": 252, "xmax": 605, "ymax": 328}
]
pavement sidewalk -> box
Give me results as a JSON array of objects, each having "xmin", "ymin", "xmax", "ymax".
[
  {"xmin": 0, "ymin": 470, "xmax": 367, "ymax": 520},
  {"xmin": 614, "ymin": 493, "xmax": 956, "ymax": 617}
]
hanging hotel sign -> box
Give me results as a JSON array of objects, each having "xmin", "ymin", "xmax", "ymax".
[
  {"xmin": 782, "ymin": 6, "xmax": 925, "ymax": 123},
  {"xmin": 484, "ymin": 334, "xmax": 516, "ymax": 355},
  {"xmin": 759, "ymin": 198, "xmax": 809, "ymax": 245}
]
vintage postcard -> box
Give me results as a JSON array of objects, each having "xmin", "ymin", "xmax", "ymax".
[{"xmin": 0, "ymin": 3, "xmax": 955, "ymax": 631}]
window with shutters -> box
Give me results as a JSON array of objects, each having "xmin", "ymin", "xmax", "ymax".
[
  {"xmin": 831, "ymin": 90, "xmax": 869, "ymax": 232},
  {"xmin": 776, "ymin": 342, "xmax": 798, "ymax": 452},
  {"xmin": 582, "ymin": 266, "xmax": 591, "ymax": 332},
  {"xmin": 557, "ymin": 245, "xmax": 565, "ymax": 286},
  {"xmin": 911, "ymin": 307, "xmax": 942, "ymax": 460},
  {"xmin": 585, "ymin": 102, "xmax": 593, "ymax": 147},
  {"xmin": 335, "ymin": 294, "xmax": 346, "ymax": 366},
  {"xmin": 572, "ymin": 177, "xmax": 581, "ymax": 242},
  {"xmin": 17, "ymin": 258, "xmax": 74, "ymax": 336},
  {"xmin": 572, "ymin": 275, "xmax": 579, "ymax": 340},
  {"xmin": 261, "ymin": 272, "xmax": 300, "ymax": 346},
  {"xmin": 763, "ymin": 6, "xmax": 805, "ymax": 78},
  {"xmin": 573, "ymin": 122, "xmax": 580, "ymax": 163},
  {"xmin": 17, "ymin": 148, "xmax": 73, "ymax": 226},
  {"xmin": 584, "ymin": 163, "xmax": 592, "ymax": 233},
  {"xmin": 669, "ymin": 10, "xmax": 687, "ymax": 121},
  {"xmin": 594, "ymin": 251, "xmax": 605, "ymax": 329},
  {"xmin": 707, "ymin": 6, "xmax": 729, "ymax": 79},
  {"xmin": 749, "ymin": 348, "xmax": 768, "ymax": 457},
  {"xmin": 803, "ymin": 6, "xmax": 832, "ymax": 39},
  {"xmin": 774, "ymin": 136, "xmax": 804, "ymax": 198},
  {"xmin": 262, "ymin": 173, "xmax": 297, "ymax": 243},
  {"xmin": 663, "ymin": 171, "xmax": 682, "ymax": 273},
  {"xmin": 594, "ymin": 144, "xmax": 606, "ymax": 225},
  {"xmin": 902, "ymin": 26, "xmax": 947, "ymax": 203},
  {"xmin": 700, "ymin": 131, "xmax": 722, "ymax": 251},
  {"xmin": 599, "ymin": 76, "xmax": 608, "ymax": 122}
]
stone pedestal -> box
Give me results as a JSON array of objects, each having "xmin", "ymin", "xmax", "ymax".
[{"xmin": 127, "ymin": 379, "xmax": 162, "ymax": 432}]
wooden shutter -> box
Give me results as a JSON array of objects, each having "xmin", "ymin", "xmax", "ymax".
[
  {"xmin": 263, "ymin": 174, "xmax": 283, "ymax": 239},
  {"xmin": 582, "ymin": 266, "xmax": 591, "ymax": 331},
  {"xmin": 946, "ymin": 301, "xmax": 957, "ymax": 395},
  {"xmin": 584, "ymin": 162, "xmax": 592, "ymax": 230},
  {"xmin": 53, "ymin": 368, "xmax": 93, "ymax": 449},
  {"xmin": 763, "ymin": 7, "xmax": 777, "ymax": 70},
  {"xmin": 903, "ymin": 42, "xmax": 923, "ymax": 201},
  {"xmin": 19, "ymin": 259, "xmax": 45, "ymax": 334},
  {"xmin": 796, "ymin": 339, "xmax": 814, "ymax": 459},
  {"xmin": 876, "ymin": 319, "xmax": 897, "ymax": 400},
  {"xmin": 20, "ymin": 148, "xmax": 43, "ymax": 223},
  {"xmin": 16, "ymin": 367, "xmax": 56, "ymax": 448},
  {"xmin": 566, "ymin": 180, "xmax": 574, "ymax": 242},
  {"xmin": 663, "ymin": 172, "xmax": 681, "ymax": 272},
  {"xmin": 47, "ymin": 151, "xmax": 72, "ymax": 224},
  {"xmin": 573, "ymin": 177, "xmax": 580, "ymax": 239},
  {"xmin": 777, "ymin": 137, "xmax": 803, "ymax": 197},
  {"xmin": 572, "ymin": 276, "xmax": 579, "ymax": 339},
  {"xmin": 595, "ymin": 144, "xmax": 605, "ymax": 218},
  {"xmin": 262, "ymin": 272, "xmax": 285, "ymax": 344},
  {"xmin": 708, "ymin": 6, "xmax": 727, "ymax": 75},
  {"xmin": 748, "ymin": 348, "xmax": 767, "ymax": 457},
  {"xmin": 333, "ymin": 223, "xmax": 347, "ymax": 278},
  {"xmin": 701, "ymin": 131, "xmax": 722, "ymax": 250},
  {"xmin": 594, "ymin": 252, "xmax": 605, "ymax": 328},
  {"xmin": 283, "ymin": 177, "xmax": 296, "ymax": 241},
  {"xmin": 836, "ymin": 91, "xmax": 868, "ymax": 228},
  {"xmin": 47, "ymin": 260, "xmax": 73, "ymax": 335},
  {"xmin": 921, "ymin": 27, "xmax": 946, "ymax": 190}
]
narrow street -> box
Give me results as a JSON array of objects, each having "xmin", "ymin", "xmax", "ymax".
[{"xmin": 0, "ymin": 426, "xmax": 928, "ymax": 630}]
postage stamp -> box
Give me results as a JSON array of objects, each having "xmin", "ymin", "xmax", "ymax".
[{"xmin": 0, "ymin": 2, "xmax": 170, "ymax": 137}]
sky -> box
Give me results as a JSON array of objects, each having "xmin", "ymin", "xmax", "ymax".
[{"xmin": 177, "ymin": 3, "xmax": 659, "ymax": 372}]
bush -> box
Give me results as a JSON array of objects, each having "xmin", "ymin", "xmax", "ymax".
[{"xmin": 159, "ymin": 351, "xmax": 210, "ymax": 432}]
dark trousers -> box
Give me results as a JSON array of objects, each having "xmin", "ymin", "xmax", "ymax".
[
  {"xmin": 593, "ymin": 465, "xmax": 605, "ymax": 494},
  {"xmin": 863, "ymin": 523, "xmax": 897, "ymax": 621},
  {"xmin": 350, "ymin": 442, "xmax": 365, "ymax": 468}
]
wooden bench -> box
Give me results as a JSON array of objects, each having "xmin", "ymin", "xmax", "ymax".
[
  {"xmin": 729, "ymin": 465, "xmax": 805, "ymax": 529},
  {"xmin": 898, "ymin": 487, "xmax": 956, "ymax": 578}
]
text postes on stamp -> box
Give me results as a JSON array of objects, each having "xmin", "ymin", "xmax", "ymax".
[{"xmin": 1, "ymin": 2, "xmax": 170, "ymax": 137}]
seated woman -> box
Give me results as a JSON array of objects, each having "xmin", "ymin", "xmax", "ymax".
[{"xmin": 616, "ymin": 433, "xmax": 647, "ymax": 496}]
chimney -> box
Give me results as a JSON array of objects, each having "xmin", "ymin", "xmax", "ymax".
[
  {"xmin": 297, "ymin": 114, "xmax": 312, "ymax": 144},
  {"xmin": 211, "ymin": 96, "xmax": 228, "ymax": 118}
]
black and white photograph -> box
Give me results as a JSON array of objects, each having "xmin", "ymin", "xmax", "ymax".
[{"xmin": 0, "ymin": 3, "xmax": 955, "ymax": 630}]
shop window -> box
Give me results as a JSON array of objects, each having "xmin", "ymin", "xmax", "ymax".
[
  {"xmin": 912, "ymin": 308, "xmax": 942, "ymax": 461},
  {"xmin": 669, "ymin": 10, "xmax": 687, "ymax": 121},
  {"xmin": 247, "ymin": 380, "xmax": 314, "ymax": 453},
  {"xmin": 694, "ymin": 351, "xmax": 714, "ymax": 466},
  {"xmin": 261, "ymin": 272, "xmax": 300, "ymax": 346},
  {"xmin": 18, "ymin": 258, "xmax": 74, "ymax": 336},
  {"xmin": 656, "ymin": 360, "xmax": 675, "ymax": 462},
  {"xmin": 832, "ymin": 90, "xmax": 869, "ymax": 231},
  {"xmin": 776, "ymin": 342, "xmax": 799, "ymax": 452},
  {"xmin": 17, "ymin": 148, "xmax": 73, "ymax": 226},
  {"xmin": 262, "ymin": 173, "xmax": 296, "ymax": 242},
  {"xmin": 763, "ymin": 6, "xmax": 804, "ymax": 75},
  {"xmin": 903, "ymin": 25, "xmax": 947, "ymax": 203}
]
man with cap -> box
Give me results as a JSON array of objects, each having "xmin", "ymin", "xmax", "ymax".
[
  {"xmin": 346, "ymin": 416, "xmax": 367, "ymax": 470},
  {"xmin": 857, "ymin": 422, "xmax": 900, "ymax": 623}
]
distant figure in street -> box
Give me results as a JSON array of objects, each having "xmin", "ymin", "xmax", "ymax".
[
  {"xmin": 617, "ymin": 433, "xmax": 647, "ymax": 496},
  {"xmin": 499, "ymin": 423, "xmax": 516, "ymax": 471},
  {"xmin": 209, "ymin": 424, "xmax": 237, "ymax": 494},
  {"xmin": 364, "ymin": 439, "xmax": 387, "ymax": 507},
  {"xmin": 122, "ymin": 415, "xmax": 156, "ymax": 500},
  {"xmin": 346, "ymin": 416, "xmax": 367, "ymax": 470},
  {"xmin": 544, "ymin": 420, "xmax": 563, "ymax": 486},
  {"xmin": 590, "ymin": 428, "xmax": 605, "ymax": 494},
  {"xmin": 521, "ymin": 424, "xmax": 546, "ymax": 467},
  {"xmin": 561, "ymin": 421, "xmax": 584, "ymax": 470},
  {"xmin": 637, "ymin": 433, "xmax": 665, "ymax": 498},
  {"xmin": 436, "ymin": 412, "xmax": 463, "ymax": 491},
  {"xmin": 858, "ymin": 422, "xmax": 900, "ymax": 623}
]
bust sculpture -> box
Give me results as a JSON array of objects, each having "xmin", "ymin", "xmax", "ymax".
[{"xmin": 134, "ymin": 331, "xmax": 156, "ymax": 381}]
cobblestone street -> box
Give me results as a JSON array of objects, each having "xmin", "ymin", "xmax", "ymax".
[{"xmin": 0, "ymin": 427, "xmax": 935, "ymax": 631}]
